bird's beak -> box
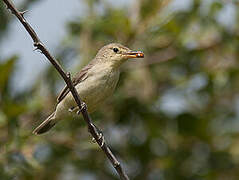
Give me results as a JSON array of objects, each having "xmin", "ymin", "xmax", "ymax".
[{"xmin": 123, "ymin": 50, "xmax": 144, "ymax": 59}]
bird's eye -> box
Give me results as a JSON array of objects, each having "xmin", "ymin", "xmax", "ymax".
[{"xmin": 113, "ymin": 48, "xmax": 119, "ymax": 53}]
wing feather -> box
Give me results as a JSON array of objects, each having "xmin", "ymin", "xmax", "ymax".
[{"xmin": 56, "ymin": 63, "xmax": 94, "ymax": 104}]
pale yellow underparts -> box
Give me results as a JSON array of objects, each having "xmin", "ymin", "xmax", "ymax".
[{"xmin": 54, "ymin": 61, "xmax": 120, "ymax": 120}]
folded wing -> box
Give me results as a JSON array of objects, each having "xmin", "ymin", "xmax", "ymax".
[{"xmin": 57, "ymin": 62, "xmax": 94, "ymax": 104}]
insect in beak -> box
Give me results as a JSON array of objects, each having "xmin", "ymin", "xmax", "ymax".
[{"xmin": 123, "ymin": 51, "xmax": 144, "ymax": 59}]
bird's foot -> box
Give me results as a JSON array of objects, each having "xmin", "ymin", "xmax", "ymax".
[
  {"xmin": 76, "ymin": 102, "xmax": 87, "ymax": 115},
  {"xmin": 68, "ymin": 107, "xmax": 77, "ymax": 113}
]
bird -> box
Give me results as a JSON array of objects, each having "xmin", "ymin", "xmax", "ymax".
[{"xmin": 33, "ymin": 43, "xmax": 144, "ymax": 135}]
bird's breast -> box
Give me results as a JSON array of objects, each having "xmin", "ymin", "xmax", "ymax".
[{"xmin": 74, "ymin": 68, "xmax": 120, "ymax": 112}]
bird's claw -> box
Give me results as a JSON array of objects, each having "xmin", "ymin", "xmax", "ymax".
[
  {"xmin": 77, "ymin": 102, "xmax": 87, "ymax": 115},
  {"xmin": 92, "ymin": 137, "xmax": 96, "ymax": 143},
  {"xmin": 68, "ymin": 107, "xmax": 75, "ymax": 112}
]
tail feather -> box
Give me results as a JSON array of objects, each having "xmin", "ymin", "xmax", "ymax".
[{"xmin": 33, "ymin": 112, "xmax": 56, "ymax": 135}]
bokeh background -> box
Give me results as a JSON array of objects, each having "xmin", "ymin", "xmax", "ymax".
[{"xmin": 1, "ymin": 0, "xmax": 239, "ymax": 179}]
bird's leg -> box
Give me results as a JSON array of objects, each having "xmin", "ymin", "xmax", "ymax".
[
  {"xmin": 68, "ymin": 106, "xmax": 79, "ymax": 113},
  {"xmin": 69, "ymin": 102, "xmax": 88, "ymax": 114},
  {"xmin": 75, "ymin": 102, "xmax": 87, "ymax": 115}
]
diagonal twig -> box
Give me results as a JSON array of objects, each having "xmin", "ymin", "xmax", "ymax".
[{"xmin": 2, "ymin": 0, "xmax": 130, "ymax": 179}]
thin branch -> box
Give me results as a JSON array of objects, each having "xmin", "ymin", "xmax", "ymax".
[{"xmin": 2, "ymin": 0, "xmax": 129, "ymax": 179}]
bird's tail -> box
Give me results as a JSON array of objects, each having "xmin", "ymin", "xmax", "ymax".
[{"xmin": 33, "ymin": 112, "xmax": 56, "ymax": 135}]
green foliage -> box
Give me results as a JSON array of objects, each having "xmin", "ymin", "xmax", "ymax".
[
  {"xmin": 140, "ymin": 0, "xmax": 161, "ymax": 19},
  {"xmin": 0, "ymin": 56, "xmax": 17, "ymax": 94},
  {"xmin": 0, "ymin": 1, "xmax": 10, "ymax": 39}
]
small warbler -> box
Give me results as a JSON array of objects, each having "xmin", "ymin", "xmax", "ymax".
[{"xmin": 33, "ymin": 43, "xmax": 144, "ymax": 134}]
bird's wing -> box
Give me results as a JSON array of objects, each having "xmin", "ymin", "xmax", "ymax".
[{"xmin": 56, "ymin": 63, "xmax": 94, "ymax": 104}]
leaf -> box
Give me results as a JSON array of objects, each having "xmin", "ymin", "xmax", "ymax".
[
  {"xmin": 2, "ymin": 101, "xmax": 26, "ymax": 119},
  {"xmin": 140, "ymin": 0, "xmax": 161, "ymax": 20},
  {"xmin": 0, "ymin": 56, "xmax": 17, "ymax": 94}
]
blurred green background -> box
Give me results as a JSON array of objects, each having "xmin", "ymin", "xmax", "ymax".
[{"xmin": 1, "ymin": 0, "xmax": 239, "ymax": 179}]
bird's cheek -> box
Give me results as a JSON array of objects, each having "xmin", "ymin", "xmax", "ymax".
[{"xmin": 115, "ymin": 55, "xmax": 124, "ymax": 61}]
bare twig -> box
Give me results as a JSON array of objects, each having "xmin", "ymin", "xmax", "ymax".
[{"xmin": 2, "ymin": 0, "xmax": 129, "ymax": 179}]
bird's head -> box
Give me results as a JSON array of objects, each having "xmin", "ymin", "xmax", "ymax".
[{"xmin": 95, "ymin": 43, "xmax": 144, "ymax": 68}]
